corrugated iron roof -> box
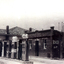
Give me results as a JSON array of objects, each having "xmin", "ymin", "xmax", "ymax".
[{"xmin": 0, "ymin": 26, "xmax": 26, "ymax": 36}]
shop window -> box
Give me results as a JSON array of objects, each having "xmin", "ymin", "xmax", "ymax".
[{"xmin": 43, "ymin": 39, "xmax": 47, "ymax": 49}]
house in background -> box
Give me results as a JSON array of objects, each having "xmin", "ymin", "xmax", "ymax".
[
  {"xmin": 0, "ymin": 26, "xmax": 26, "ymax": 59},
  {"xmin": 0, "ymin": 26, "xmax": 26, "ymax": 41}
]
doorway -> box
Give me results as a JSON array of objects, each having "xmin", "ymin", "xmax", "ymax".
[
  {"xmin": 0, "ymin": 41, "xmax": 2, "ymax": 56},
  {"xmin": 35, "ymin": 40, "xmax": 39, "ymax": 56},
  {"xmin": 4, "ymin": 42, "xmax": 7, "ymax": 57},
  {"xmin": 52, "ymin": 40, "xmax": 60, "ymax": 58},
  {"xmin": 18, "ymin": 39, "xmax": 22, "ymax": 60}
]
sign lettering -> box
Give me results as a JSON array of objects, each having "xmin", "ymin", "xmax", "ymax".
[{"xmin": 53, "ymin": 40, "xmax": 59, "ymax": 44}]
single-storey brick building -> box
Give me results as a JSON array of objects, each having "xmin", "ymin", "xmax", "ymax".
[{"xmin": 27, "ymin": 26, "xmax": 64, "ymax": 58}]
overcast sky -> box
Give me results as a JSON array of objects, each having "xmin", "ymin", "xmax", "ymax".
[{"xmin": 0, "ymin": 0, "xmax": 64, "ymax": 31}]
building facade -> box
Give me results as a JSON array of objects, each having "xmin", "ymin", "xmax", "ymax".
[
  {"xmin": 0, "ymin": 26, "xmax": 64, "ymax": 59},
  {"xmin": 27, "ymin": 26, "xmax": 63, "ymax": 58}
]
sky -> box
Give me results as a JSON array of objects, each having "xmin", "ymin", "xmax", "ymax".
[{"xmin": 0, "ymin": 0, "xmax": 64, "ymax": 31}]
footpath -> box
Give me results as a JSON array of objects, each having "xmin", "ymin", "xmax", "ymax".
[
  {"xmin": 0, "ymin": 57, "xmax": 43, "ymax": 64},
  {"xmin": 0, "ymin": 56, "xmax": 64, "ymax": 64},
  {"xmin": 29, "ymin": 56, "xmax": 64, "ymax": 64}
]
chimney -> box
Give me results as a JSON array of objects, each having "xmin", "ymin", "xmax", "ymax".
[
  {"xmin": 29, "ymin": 28, "xmax": 32, "ymax": 32},
  {"xmin": 50, "ymin": 26, "xmax": 54, "ymax": 30},
  {"xmin": 6, "ymin": 25, "xmax": 9, "ymax": 34},
  {"xmin": 50, "ymin": 26, "xmax": 54, "ymax": 36}
]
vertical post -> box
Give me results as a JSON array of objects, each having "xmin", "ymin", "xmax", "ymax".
[
  {"xmin": 2, "ymin": 41, "xmax": 4, "ymax": 57},
  {"xmin": 17, "ymin": 42, "xmax": 18, "ymax": 59},
  {"xmin": 50, "ymin": 26, "xmax": 54, "ymax": 58},
  {"xmin": 26, "ymin": 39, "xmax": 29, "ymax": 61}
]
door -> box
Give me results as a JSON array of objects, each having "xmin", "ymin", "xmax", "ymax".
[
  {"xmin": 0, "ymin": 41, "xmax": 2, "ymax": 56},
  {"xmin": 35, "ymin": 41, "xmax": 39, "ymax": 56},
  {"xmin": 18, "ymin": 39, "xmax": 22, "ymax": 60},
  {"xmin": 4, "ymin": 42, "xmax": 7, "ymax": 57},
  {"xmin": 52, "ymin": 40, "xmax": 60, "ymax": 58}
]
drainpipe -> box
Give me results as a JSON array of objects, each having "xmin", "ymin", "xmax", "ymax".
[{"xmin": 50, "ymin": 26, "xmax": 54, "ymax": 58}]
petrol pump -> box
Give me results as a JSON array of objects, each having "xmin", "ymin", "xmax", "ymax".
[
  {"xmin": 11, "ymin": 36, "xmax": 19, "ymax": 59},
  {"xmin": 22, "ymin": 33, "xmax": 33, "ymax": 64},
  {"xmin": 22, "ymin": 34, "xmax": 29, "ymax": 61}
]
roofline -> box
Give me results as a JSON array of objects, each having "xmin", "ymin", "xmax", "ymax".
[
  {"xmin": 27, "ymin": 29, "xmax": 51, "ymax": 34},
  {"xmin": 10, "ymin": 26, "xmax": 27, "ymax": 31},
  {"xmin": 0, "ymin": 34, "xmax": 21, "ymax": 37}
]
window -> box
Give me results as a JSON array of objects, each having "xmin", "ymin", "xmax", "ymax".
[
  {"xmin": 43, "ymin": 39, "xmax": 47, "ymax": 49},
  {"xmin": 29, "ymin": 40, "xmax": 32, "ymax": 49}
]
